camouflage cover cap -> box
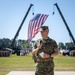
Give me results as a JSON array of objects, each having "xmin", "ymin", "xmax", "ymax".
[{"xmin": 40, "ymin": 26, "xmax": 49, "ymax": 31}]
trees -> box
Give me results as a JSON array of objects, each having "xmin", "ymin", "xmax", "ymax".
[
  {"xmin": 0, "ymin": 38, "xmax": 33, "ymax": 50},
  {"xmin": 0, "ymin": 38, "xmax": 11, "ymax": 49},
  {"xmin": 58, "ymin": 42, "xmax": 66, "ymax": 50}
]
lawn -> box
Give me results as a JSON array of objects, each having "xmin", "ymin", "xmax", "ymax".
[{"xmin": 0, "ymin": 53, "xmax": 75, "ymax": 75}]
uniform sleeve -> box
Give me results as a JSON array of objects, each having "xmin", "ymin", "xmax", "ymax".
[
  {"xmin": 53, "ymin": 40, "xmax": 58, "ymax": 53},
  {"xmin": 33, "ymin": 39, "xmax": 40, "ymax": 49},
  {"xmin": 33, "ymin": 41, "xmax": 37, "ymax": 49}
]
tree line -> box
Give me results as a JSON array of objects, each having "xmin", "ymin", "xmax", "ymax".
[
  {"xmin": 0, "ymin": 38, "xmax": 35, "ymax": 50},
  {"xmin": 0, "ymin": 38, "xmax": 74, "ymax": 50}
]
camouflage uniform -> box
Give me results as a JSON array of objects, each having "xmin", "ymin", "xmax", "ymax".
[{"xmin": 33, "ymin": 37, "xmax": 58, "ymax": 75}]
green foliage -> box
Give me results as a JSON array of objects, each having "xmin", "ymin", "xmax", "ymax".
[
  {"xmin": 22, "ymin": 43, "xmax": 32, "ymax": 48},
  {"xmin": 22, "ymin": 43, "xmax": 28, "ymax": 48}
]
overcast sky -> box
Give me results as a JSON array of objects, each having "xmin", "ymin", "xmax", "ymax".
[{"xmin": 0, "ymin": 0, "xmax": 75, "ymax": 44}]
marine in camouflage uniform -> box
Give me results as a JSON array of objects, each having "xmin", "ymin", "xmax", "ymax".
[{"xmin": 32, "ymin": 26, "xmax": 58, "ymax": 75}]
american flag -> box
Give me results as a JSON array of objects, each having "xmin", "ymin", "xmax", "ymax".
[{"xmin": 28, "ymin": 14, "xmax": 48, "ymax": 42}]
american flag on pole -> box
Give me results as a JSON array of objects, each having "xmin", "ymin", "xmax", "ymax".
[{"xmin": 28, "ymin": 14, "xmax": 48, "ymax": 42}]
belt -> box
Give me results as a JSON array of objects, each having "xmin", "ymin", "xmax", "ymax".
[{"xmin": 36, "ymin": 57, "xmax": 53, "ymax": 63}]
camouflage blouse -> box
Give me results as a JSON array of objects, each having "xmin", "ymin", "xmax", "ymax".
[{"xmin": 33, "ymin": 37, "xmax": 58, "ymax": 61}]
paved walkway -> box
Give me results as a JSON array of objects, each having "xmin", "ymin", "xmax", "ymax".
[{"xmin": 7, "ymin": 71, "xmax": 75, "ymax": 75}]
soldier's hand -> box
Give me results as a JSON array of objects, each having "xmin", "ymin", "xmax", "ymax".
[{"xmin": 37, "ymin": 44, "xmax": 42, "ymax": 50}]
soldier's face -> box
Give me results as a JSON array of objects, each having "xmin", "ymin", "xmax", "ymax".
[{"xmin": 40, "ymin": 29, "xmax": 48, "ymax": 37}]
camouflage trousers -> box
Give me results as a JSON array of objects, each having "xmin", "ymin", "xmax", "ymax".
[{"xmin": 35, "ymin": 61, "xmax": 54, "ymax": 75}]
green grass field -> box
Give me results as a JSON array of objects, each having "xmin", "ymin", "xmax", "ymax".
[{"xmin": 0, "ymin": 53, "xmax": 75, "ymax": 75}]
